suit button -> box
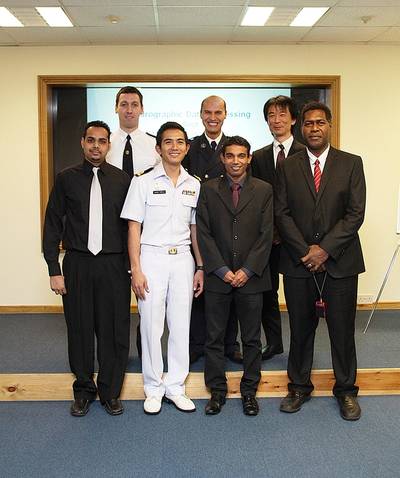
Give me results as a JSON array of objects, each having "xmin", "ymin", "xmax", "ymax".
[
  {"xmin": 233, "ymin": 218, "xmax": 237, "ymax": 223},
  {"xmin": 234, "ymin": 235, "xmax": 238, "ymax": 240},
  {"xmin": 314, "ymin": 232, "xmax": 320, "ymax": 239},
  {"xmin": 205, "ymin": 174, "xmax": 209, "ymax": 179},
  {"xmin": 233, "ymin": 252, "xmax": 237, "ymax": 257}
]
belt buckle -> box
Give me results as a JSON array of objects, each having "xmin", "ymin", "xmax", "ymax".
[{"xmin": 168, "ymin": 247, "xmax": 177, "ymax": 255}]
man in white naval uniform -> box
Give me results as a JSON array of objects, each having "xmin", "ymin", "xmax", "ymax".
[
  {"xmin": 121, "ymin": 122, "xmax": 204, "ymax": 415},
  {"xmin": 107, "ymin": 85, "xmax": 160, "ymax": 178}
]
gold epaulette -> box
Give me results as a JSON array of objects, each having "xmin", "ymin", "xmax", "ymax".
[{"xmin": 135, "ymin": 167, "xmax": 154, "ymax": 177}]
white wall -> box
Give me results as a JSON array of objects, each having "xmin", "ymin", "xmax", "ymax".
[{"xmin": 0, "ymin": 44, "xmax": 399, "ymax": 306}]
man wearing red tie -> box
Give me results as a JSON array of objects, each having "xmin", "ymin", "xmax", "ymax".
[{"xmin": 275, "ymin": 102, "xmax": 366, "ymax": 420}]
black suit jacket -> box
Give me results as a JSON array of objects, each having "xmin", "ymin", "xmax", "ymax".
[
  {"xmin": 182, "ymin": 133, "xmax": 226, "ymax": 181},
  {"xmin": 196, "ymin": 175, "xmax": 273, "ymax": 294},
  {"xmin": 251, "ymin": 139, "xmax": 305, "ymax": 189},
  {"xmin": 275, "ymin": 146, "xmax": 366, "ymax": 279}
]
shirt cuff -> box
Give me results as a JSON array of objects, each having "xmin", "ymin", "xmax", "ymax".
[
  {"xmin": 214, "ymin": 266, "xmax": 229, "ymax": 280},
  {"xmin": 241, "ymin": 267, "xmax": 254, "ymax": 279},
  {"xmin": 48, "ymin": 261, "xmax": 62, "ymax": 277}
]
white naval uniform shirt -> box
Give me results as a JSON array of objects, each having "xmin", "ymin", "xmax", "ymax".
[
  {"xmin": 106, "ymin": 128, "xmax": 160, "ymax": 174},
  {"xmin": 120, "ymin": 162, "xmax": 200, "ymax": 247}
]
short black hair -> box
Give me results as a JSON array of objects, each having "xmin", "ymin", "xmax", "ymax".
[
  {"xmin": 82, "ymin": 120, "xmax": 111, "ymax": 140},
  {"xmin": 221, "ymin": 136, "xmax": 251, "ymax": 156},
  {"xmin": 156, "ymin": 122, "xmax": 189, "ymax": 146},
  {"xmin": 263, "ymin": 95, "xmax": 298, "ymax": 123},
  {"xmin": 115, "ymin": 86, "xmax": 143, "ymax": 108},
  {"xmin": 301, "ymin": 101, "xmax": 332, "ymax": 123}
]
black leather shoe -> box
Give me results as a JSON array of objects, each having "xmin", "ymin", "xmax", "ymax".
[
  {"xmin": 337, "ymin": 395, "xmax": 361, "ymax": 421},
  {"xmin": 225, "ymin": 350, "xmax": 243, "ymax": 364},
  {"xmin": 70, "ymin": 398, "xmax": 91, "ymax": 417},
  {"xmin": 280, "ymin": 390, "xmax": 310, "ymax": 413},
  {"xmin": 205, "ymin": 393, "xmax": 226, "ymax": 415},
  {"xmin": 102, "ymin": 398, "xmax": 124, "ymax": 416},
  {"xmin": 262, "ymin": 344, "xmax": 283, "ymax": 361},
  {"xmin": 242, "ymin": 395, "xmax": 259, "ymax": 416},
  {"xmin": 190, "ymin": 350, "xmax": 204, "ymax": 364}
]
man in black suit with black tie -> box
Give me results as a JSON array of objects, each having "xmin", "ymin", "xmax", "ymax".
[
  {"xmin": 275, "ymin": 102, "xmax": 366, "ymax": 421},
  {"xmin": 251, "ymin": 95, "xmax": 304, "ymax": 361},
  {"xmin": 196, "ymin": 136, "xmax": 273, "ymax": 416},
  {"xmin": 183, "ymin": 96, "xmax": 242, "ymax": 365}
]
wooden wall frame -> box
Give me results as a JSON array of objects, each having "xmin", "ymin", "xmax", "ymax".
[{"xmin": 38, "ymin": 74, "xmax": 340, "ymax": 232}]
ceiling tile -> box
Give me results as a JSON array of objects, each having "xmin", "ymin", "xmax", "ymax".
[
  {"xmin": 303, "ymin": 26, "xmax": 388, "ymax": 42},
  {"xmin": 9, "ymin": 8, "xmax": 48, "ymax": 27},
  {"xmin": 232, "ymin": 26, "xmax": 309, "ymax": 42},
  {"xmin": 81, "ymin": 25, "xmax": 158, "ymax": 44},
  {"xmin": 157, "ymin": 0, "xmax": 245, "ymax": 5},
  {"xmin": 2, "ymin": 1, "xmax": 60, "ymax": 6},
  {"xmin": 4, "ymin": 26, "xmax": 90, "ymax": 44},
  {"xmin": 0, "ymin": 30, "xmax": 18, "ymax": 45},
  {"xmin": 319, "ymin": 6, "xmax": 400, "ymax": 27},
  {"xmin": 267, "ymin": 8, "xmax": 301, "ymax": 27},
  {"xmin": 158, "ymin": 6, "xmax": 242, "ymax": 27},
  {"xmin": 63, "ymin": 0, "xmax": 154, "ymax": 5},
  {"xmin": 338, "ymin": 1, "xmax": 400, "ymax": 6},
  {"xmin": 66, "ymin": 6, "xmax": 155, "ymax": 27},
  {"xmin": 250, "ymin": 0, "xmax": 337, "ymax": 5},
  {"xmin": 158, "ymin": 26, "xmax": 233, "ymax": 42},
  {"xmin": 371, "ymin": 26, "xmax": 400, "ymax": 41}
]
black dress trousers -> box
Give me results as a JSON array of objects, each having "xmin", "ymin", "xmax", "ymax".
[
  {"xmin": 283, "ymin": 273, "xmax": 359, "ymax": 397},
  {"xmin": 204, "ymin": 290, "xmax": 262, "ymax": 396},
  {"xmin": 62, "ymin": 251, "xmax": 131, "ymax": 402},
  {"xmin": 261, "ymin": 243, "xmax": 283, "ymax": 349}
]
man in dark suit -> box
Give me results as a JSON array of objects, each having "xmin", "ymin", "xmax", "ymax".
[
  {"xmin": 275, "ymin": 102, "xmax": 366, "ymax": 421},
  {"xmin": 251, "ymin": 95, "xmax": 304, "ymax": 361},
  {"xmin": 197, "ymin": 136, "xmax": 273, "ymax": 416},
  {"xmin": 183, "ymin": 96, "xmax": 242, "ymax": 365}
]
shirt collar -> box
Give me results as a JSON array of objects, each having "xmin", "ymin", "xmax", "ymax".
[
  {"xmin": 153, "ymin": 161, "xmax": 190, "ymax": 185},
  {"xmin": 273, "ymin": 135, "xmax": 294, "ymax": 153},
  {"xmin": 226, "ymin": 173, "xmax": 246, "ymax": 188},
  {"xmin": 307, "ymin": 144, "xmax": 330, "ymax": 165},
  {"xmin": 205, "ymin": 131, "xmax": 223, "ymax": 146},
  {"xmin": 117, "ymin": 127, "xmax": 141, "ymax": 141},
  {"xmin": 83, "ymin": 159, "xmax": 110, "ymax": 175}
]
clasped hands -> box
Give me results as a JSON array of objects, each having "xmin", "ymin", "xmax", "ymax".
[
  {"xmin": 223, "ymin": 268, "xmax": 249, "ymax": 288},
  {"xmin": 301, "ymin": 244, "xmax": 328, "ymax": 273}
]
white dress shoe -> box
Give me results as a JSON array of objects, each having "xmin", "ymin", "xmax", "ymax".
[
  {"xmin": 144, "ymin": 396, "xmax": 162, "ymax": 415},
  {"xmin": 164, "ymin": 394, "xmax": 196, "ymax": 413}
]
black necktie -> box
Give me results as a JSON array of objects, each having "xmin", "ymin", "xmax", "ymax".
[
  {"xmin": 123, "ymin": 135, "xmax": 134, "ymax": 179},
  {"xmin": 210, "ymin": 141, "xmax": 217, "ymax": 152}
]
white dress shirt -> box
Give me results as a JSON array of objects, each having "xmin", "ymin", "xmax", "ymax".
[
  {"xmin": 307, "ymin": 144, "xmax": 330, "ymax": 173},
  {"xmin": 121, "ymin": 162, "xmax": 200, "ymax": 247},
  {"xmin": 107, "ymin": 128, "xmax": 160, "ymax": 174},
  {"xmin": 273, "ymin": 135, "xmax": 294, "ymax": 167}
]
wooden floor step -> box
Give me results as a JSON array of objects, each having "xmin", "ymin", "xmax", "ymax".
[{"xmin": 1, "ymin": 368, "xmax": 399, "ymax": 401}]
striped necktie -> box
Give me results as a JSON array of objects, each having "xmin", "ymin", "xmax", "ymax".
[{"xmin": 314, "ymin": 159, "xmax": 321, "ymax": 192}]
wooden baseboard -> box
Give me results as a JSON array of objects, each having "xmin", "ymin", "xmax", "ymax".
[
  {"xmin": 1, "ymin": 368, "xmax": 399, "ymax": 401},
  {"xmin": 1, "ymin": 302, "xmax": 399, "ymax": 314}
]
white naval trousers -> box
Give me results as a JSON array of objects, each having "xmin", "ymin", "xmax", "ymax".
[{"xmin": 138, "ymin": 245, "xmax": 195, "ymax": 397}]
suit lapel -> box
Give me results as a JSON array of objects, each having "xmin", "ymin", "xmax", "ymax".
[
  {"xmin": 299, "ymin": 150, "xmax": 317, "ymax": 199},
  {"xmin": 315, "ymin": 147, "xmax": 335, "ymax": 207},
  {"xmin": 236, "ymin": 176, "xmax": 255, "ymax": 214},
  {"xmin": 217, "ymin": 177, "xmax": 235, "ymax": 215}
]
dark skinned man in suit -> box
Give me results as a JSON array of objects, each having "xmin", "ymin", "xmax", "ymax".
[
  {"xmin": 251, "ymin": 95, "xmax": 304, "ymax": 361},
  {"xmin": 275, "ymin": 102, "xmax": 366, "ymax": 421}
]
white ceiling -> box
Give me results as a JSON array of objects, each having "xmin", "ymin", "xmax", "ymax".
[{"xmin": 1, "ymin": 0, "xmax": 400, "ymax": 46}]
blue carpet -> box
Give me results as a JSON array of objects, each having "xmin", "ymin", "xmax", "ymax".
[
  {"xmin": 0, "ymin": 396, "xmax": 399, "ymax": 478},
  {"xmin": 0, "ymin": 311, "xmax": 399, "ymax": 373}
]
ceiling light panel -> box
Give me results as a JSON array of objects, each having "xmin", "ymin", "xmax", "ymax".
[
  {"xmin": 0, "ymin": 7, "xmax": 23, "ymax": 27},
  {"xmin": 290, "ymin": 7, "xmax": 330, "ymax": 27},
  {"xmin": 241, "ymin": 7, "xmax": 275, "ymax": 27},
  {"xmin": 35, "ymin": 7, "xmax": 73, "ymax": 27}
]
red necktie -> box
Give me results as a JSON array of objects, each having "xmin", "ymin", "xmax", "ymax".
[
  {"xmin": 232, "ymin": 183, "xmax": 241, "ymax": 208},
  {"xmin": 277, "ymin": 144, "xmax": 285, "ymax": 164},
  {"xmin": 314, "ymin": 159, "xmax": 321, "ymax": 192}
]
